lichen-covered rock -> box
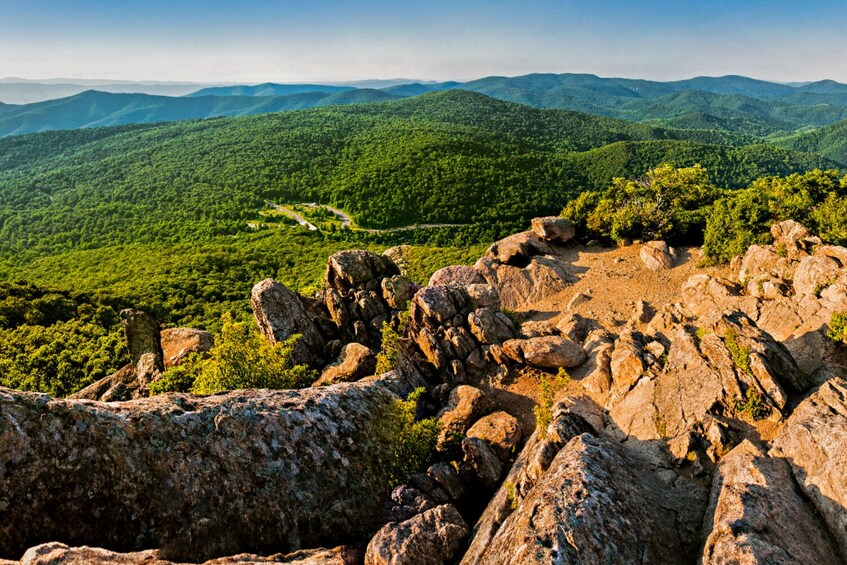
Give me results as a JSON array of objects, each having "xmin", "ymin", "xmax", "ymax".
[
  {"xmin": 738, "ymin": 244, "xmax": 796, "ymax": 282},
  {"xmin": 530, "ymin": 216, "xmax": 575, "ymax": 243},
  {"xmin": 381, "ymin": 275, "xmax": 414, "ymax": 310},
  {"xmin": 501, "ymin": 336, "xmax": 586, "ymax": 369},
  {"xmin": 315, "ymin": 343, "xmax": 377, "ymax": 386},
  {"xmin": 467, "ymin": 308, "xmax": 515, "ymax": 345},
  {"xmin": 436, "ymin": 385, "xmax": 492, "ymax": 449},
  {"xmin": 251, "ymin": 279, "xmax": 325, "ymax": 366},
  {"xmin": 471, "ymin": 434, "xmax": 705, "ymax": 564},
  {"xmin": 0, "ymin": 382, "xmax": 401, "ymax": 562},
  {"xmin": 793, "ymin": 254, "xmax": 841, "ymax": 297},
  {"xmin": 325, "ymin": 250, "xmax": 399, "ymax": 291},
  {"xmin": 160, "ymin": 328, "xmax": 214, "ymax": 369},
  {"xmin": 466, "ymin": 411, "xmax": 521, "ymax": 461},
  {"xmin": 639, "ymin": 240, "xmax": 674, "ymax": 271},
  {"xmin": 120, "ymin": 308, "xmax": 164, "ymax": 386},
  {"xmin": 701, "ymin": 440, "xmax": 841, "ymax": 564},
  {"xmin": 474, "ymin": 256, "xmax": 571, "ymax": 310},
  {"xmin": 411, "ymin": 286, "xmax": 467, "ymax": 328},
  {"xmin": 428, "ymin": 265, "xmax": 485, "ymax": 287},
  {"xmin": 771, "ymin": 377, "xmax": 847, "ymax": 555},
  {"xmin": 17, "ymin": 542, "xmax": 355, "ymax": 564},
  {"xmin": 365, "ymin": 505, "xmax": 468, "ymax": 565}
]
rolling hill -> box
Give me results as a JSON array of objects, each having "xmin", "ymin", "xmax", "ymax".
[
  {"xmin": 776, "ymin": 117, "xmax": 847, "ymax": 165},
  {"xmin": 0, "ymin": 90, "xmax": 834, "ymax": 261},
  {"xmin": 0, "ymin": 89, "xmax": 401, "ymax": 138}
]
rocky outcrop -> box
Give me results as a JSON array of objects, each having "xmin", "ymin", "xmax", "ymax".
[
  {"xmin": 771, "ymin": 377, "xmax": 847, "ymax": 555},
  {"xmin": 0, "ymin": 381, "xmax": 401, "ymax": 562},
  {"xmin": 701, "ymin": 440, "xmax": 841, "ymax": 564},
  {"xmin": 470, "ymin": 434, "xmax": 706, "ymax": 564},
  {"xmin": 436, "ymin": 385, "xmax": 492, "ymax": 449},
  {"xmin": 639, "ymin": 240, "xmax": 675, "ymax": 271},
  {"xmin": 501, "ymin": 335, "xmax": 586, "ymax": 369},
  {"xmin": 16, "ymin": 542, "xmax": 356, "ymax": 564},
  {"xmin": 315, "ymin": 343, "xmax": 377, "ymax": 386},
  {"xmin": 251, "ymin": 279, "xmax": 325, "ymax": 366},
  {"xmin": 466, "ymin": 411, "xmax": 520, "ymax": 460},
  {"xmin": 160, "ymin": 328, "xmax": 214, "ymax": 368},
  {"xmin": 428, "ymin": 265, "xmax": 484, "ymax": 288},
  {"xmin": 474, "ymin": 256, "xmax": 571, "ymax": 310},
  {"xmin": 364, "ymin": 505, "xmax": 469, "ymax": 565},
  {"xmin": 530, "ymin": 216, "xmax": 575, "ymax": 243}
]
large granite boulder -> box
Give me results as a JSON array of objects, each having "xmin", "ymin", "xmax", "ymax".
[
  {"xmin": 771, "ymin": 377, "xmax": 847, "ymax": 555},
  {"xmin": 639, "ymin": 240, "xmax": 675, "ymax": 271},
  {"xmin": 160, "ymin": 328, "xmax": 214, "ymax": 369},
  {"xmin": 469, "ymin": 434, "xmax": 705, "ymax": 564},
  {"xmin": 530, "ymin": 217, "xmax": 575, "ymax": 243},
  {"xmin": 315, "ymin": 343, "xmax": 377, "ymax": 386},
  {"xmin": 364, "ymin": 505, "xmax": 468, "ymax": 565},
  {"xmin": 251, "ymin": 279, "xmax": 325, "ymax": 366},
  {"xmin": 0, "ymin": 381, "xmax": 401, "ymax": 562},
  {"xmin": 428, "ymin": 265, "xmax": 485, "ymax": 288},
  {"xmin": 701, "ymin": 440, "xmax": 841, "ymax": 564},
  {"xmin": 326, "ymin": 250, "xmax": 399, "ymax": 291},
  {"xmin": 501, "ymin": 336, "xmax": 586, "ymax": 369}
]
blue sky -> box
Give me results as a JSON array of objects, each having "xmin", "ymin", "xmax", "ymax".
[{"xmin": 2, "ymin": 0, "xmax": 846, "ymax": 82}]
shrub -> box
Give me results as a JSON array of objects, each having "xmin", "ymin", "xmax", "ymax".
[
  {"xmin": 375, "ymin": 310, "xmax": 411, "ymax": 374},
  {"xmin": 734, "ymin": 388, "xmax": 770, "ymax": 421},
  {"xmin": 723, "ymin": 329, "xmax": 751, "ymax": 376},
  {"xmin": 150, "ymin": 312, "xmax": 316, "ymax": 395},
  {"xmin": 827, "ymin": 311, "xmax": 847, "ymax": 344},
  {"xmin": 380, "ymin": 388, "xmax": 441, "ymax": 487},
  {"xmin": 534, "ymin": 370, "xmax": 570, "ymax": 438}
]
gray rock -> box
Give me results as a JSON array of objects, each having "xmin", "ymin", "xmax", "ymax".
[
  {"xmin": 502, "ymin": 335, "xmax": 586, "ymax": 369},
  {"xmin": 365, "ymin": 505, "xmax": 468, "ymax": 565},
  {"xmin": 251, "ymin": 279, "xmax": 325, "ymax": 366},
  {"xmin": 428, "ymin": 265, "xmax": 485, "ymax": 287},
  {"xmin": 120, "ymin": 309, "xmax": 164, "ymax": 386},
  {"xmin": 381, "ymin": 275, "xmax": 414, "ymax": 310},
  {"xmin": 467, "ymin": 307, "xmax": 515, "ymax": 345},
  {"xmin": 471, "ymin": 434, "xmax": 705, "ymax": 564},
  {"xmin": 436, "ymin": 385, "xmax": 492, "ymax": 449},
  {"xmin": 530, "ymin": 216, "xmax": 575, "ymax": 243},
  {"xmin": 701, "ymin": 440, "xmax": 841, "ymax": 564},
  {"xmin": 160, "ymin": 327, "xmax": 214, "ymax": 369},
  {"xmin": 325, "ymin": 250, "xmax": 399, "ymax": 291},
  {"xmin": 466, "ymin": 411, "xmax": 521, "ymax": 461},
  {"xmin": 315, "ymin": 343, "xmax": 377, "ymax": 385},
  {"xmin": 639, "ymin": 240, "xmax": 674, "ymax": 271},
  {"xmin": 461, "ymin": 437, "xmax": 503, "ymax": 488},
  {"xmin": 793, "ymin": 254, "xmax": 841, "ymax": 297},
  {"xmin": 771, "ymin": 377, "xmax": 847, "ymax": 555},
  {"xmin": 0, "ymin": 381, "xmax": 401, "ymax": 562}
]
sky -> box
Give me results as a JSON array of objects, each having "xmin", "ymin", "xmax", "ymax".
[{"xmin": 2, "ymin": 0, "xmax": 846, "ymax": 84}]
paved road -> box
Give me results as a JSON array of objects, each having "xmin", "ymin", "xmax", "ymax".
[{"xmin": 262, "ymin": 201, "xmax": 467, "ymax": 233}]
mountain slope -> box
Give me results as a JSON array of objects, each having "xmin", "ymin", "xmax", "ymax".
[
  {"xmin": 0, "ymin": 89, "xmax": 401, "ymax": 138},
  {"xmin": 0, "ymin": 91, "xmax": 834, "ymax": 260},
  {"xmin": 775, "ymin": 118, "xmax": 847, "ymax": 165},
  {"xmin": 187, "ymin": 83, "xmax": 353, "ymax": 97}
]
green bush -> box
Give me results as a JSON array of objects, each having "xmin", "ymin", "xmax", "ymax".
[
  {"xmin": 562, "ymin": 164, "xmax": 721, "ymax": 243},
  {"xmin": 375, "ymin": 310, "xmax": 410, "ymax": 374},
  {"xmin": 827, "ymin": 311, "xmax": 847, "ymax": 344},
  {"xmin": 534, "ymin": 370, "xmax": 570, "ymax": 438},
  {"xmin": 380, "ymin": 387, "xmax": 441, "ymax": 487},
  {"xmin": 734, "ymin": 388, "xmax": 770, "ymax": 421},
  {"xmin": 150, "ymin": 313, "xmax": 316, "ymax": 395},
  {"xmin": 723, "ymin": 329, "xmax": 752, "ymax": 376}
]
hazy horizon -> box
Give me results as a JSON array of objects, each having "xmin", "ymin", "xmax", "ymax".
[{"xmin": 3, "ymin": 0, "xmax": 847, "ymax": 84}]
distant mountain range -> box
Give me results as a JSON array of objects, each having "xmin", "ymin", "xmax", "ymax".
[{"xmin": 3, "ymin": 73, "xmax": 847, "ymax": 162}]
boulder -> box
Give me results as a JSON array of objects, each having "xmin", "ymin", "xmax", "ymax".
[
  {"xmin": 315, "ymin": 343, "xmax": 377, "ymax": 385},
  {"xmin": 566, "ymin": 291, "xmax": 591, "ymax": 310},
  {"xmin": 460, "ymin": 400, "xmax": 597, "ymax": 565},
  {"xmin": 464, "ymin": 284, "xmax": 500, "ymax": 309},
  {"xmin": 771, "ymin": 219, "xmax": 821, "ymax": 255},
  {"xmin": 466, "ymin": 411, "xmax": 521, "ymax": 461},
  {"xmin": 325, "ymin": 250, "xmax": 399, "ymax": 291},
  {"xmin": 0, "ymin": 381, "xmax": 401, "ymax": 562},
  {"xmin": 461, "ymin": 437, "xmax": 503, "ymax": 488},
  {"xmin": 639, "ymin": 240, "xmax": 674, "ymax": 271},
  {"xmin": 364, "ymin": 505, "xmax": 468, "ymax": 565},
  {"xmin": 681, "ymin": 274, "xmax": 759, "ymax": 323},
  {"xmin": 701, "ymin": 440, "xmax": 841, "ymax": 564},
  {"xmin": 484, "ymin": 232, "xmax": 551, "ymax": 266},
  {"xmin": 17, "ymin": 543, "xmax": 354, "ymax": 564},
  {"xmin": 68, "ymin": 364, "xmax": 138, "ymax": 401},
  {"xmin": 381, "ymin": 275, "xmax": 414, "ymax": 310},
  {"xmin": 475, "ymin": 255, "xmax": 571, "ymax": 310},
  {"xmin": 470, "ymin": 434, "xmax": 705, "ymax": 564},
  {"xmin": 771, "ymin": 377, "xmax": 847, "ymax": 555},
  {"xmin": 793, "ymin": 254, "xmax": 841, "ymax": 297},
  {"xmin": 160, "ymin": 328, "xmax": 214, "ymax": 369},
  {"xmin": 251, "ymin": 279, "xmax": 325, "ymax": 366},
  {"xmin": 530, "ymin": 216, "xmax": 575, "ymax": 243},
  {"xmin": 436, "ymin": 385, "xmax": 492, "ymax": 448},
  {"xmin": 738, "ymin": 244, "xmax": 796, "ymax": 283},
  {"xmin": 120, "ymin": 309, "xmax": 164, "ymax": 386},
  {"xmin": 580, "ymin": 329, "xmax": 614, "ymax": 395},
  {"xmin": 502, "ymin": 336, "xmax": 586, "ymax": 369},
  {"xmin": 411, "ymin": 286, "xmax": 467, "ymax": 328},
  {"xmin": 466, "ymin": 307, "xmax": 515, "ymax": 345},
  {"xmin": 428, "ymin": 265, "xmax": 484, "ymax": 287},
  {"xmin": 609, "ymin": 329, "xmax": 646, "ymax": 400}
]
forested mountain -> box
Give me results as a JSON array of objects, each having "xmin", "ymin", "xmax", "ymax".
[
  {"xmin": 776, "ymin": 117, "xmax": 847, "ymax": 165},
  {"xmin": 0, "ymin": 89, "xmax": 400, "ymax": 138},
  {"xmin": 0, "ymin": 90, "xmax": 833, "ymax": 263},
  {"xmin": 187, "ymin": 83, "xmax": 353, "ymax": 97}
]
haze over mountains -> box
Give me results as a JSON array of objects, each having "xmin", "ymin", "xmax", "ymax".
[{"xmin": 3, "ymin": 74, "xmax": 847, "ymax": 159}]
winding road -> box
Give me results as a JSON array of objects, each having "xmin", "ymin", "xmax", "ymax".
[{"xmin": 263, "ymin": 201, "xmax": 467, "ymax": 234}]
